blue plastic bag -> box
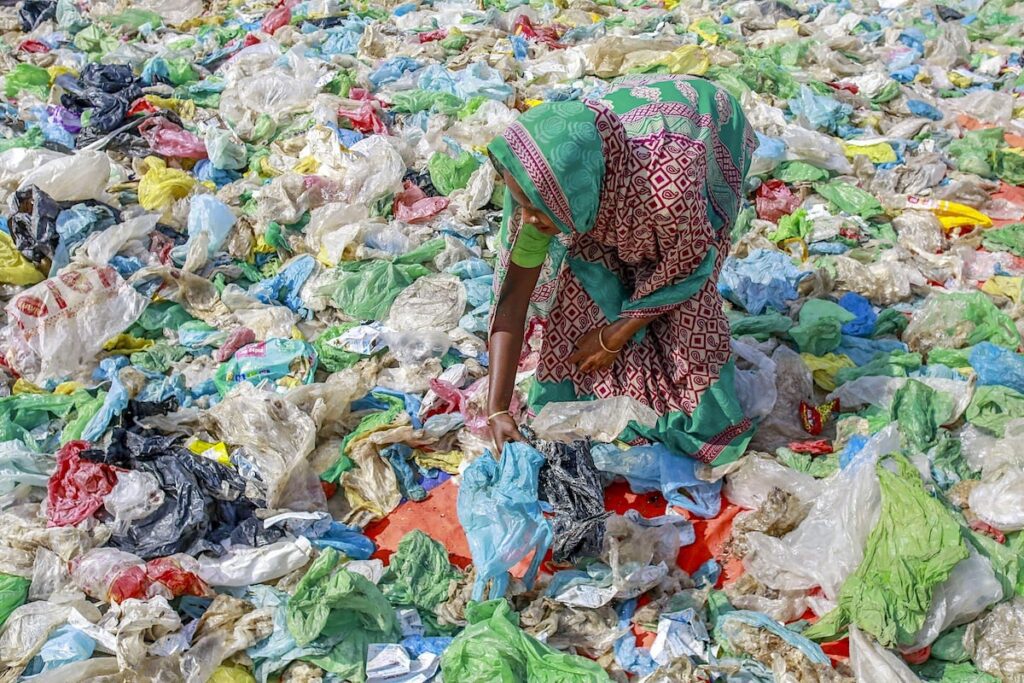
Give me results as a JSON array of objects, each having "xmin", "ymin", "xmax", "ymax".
[
  {"xmin": 838, "ymin": 292, "xmax": 877, "ymax": 336},
  {"xmin": 22, "ymin": 625, "xmax": 95, "ymax": 676},
  {"xmin": 170, "ymin": 195, "xmax": 236, "ymax": 265},
  {"xmin": 81, "ymin": 356, "xmax": 130, "ymax": 442},
  {"xmin": 248, "ymin": 254, "xmax": 317, "ymax": 317},
  {"xmin": 969, "ymin": 341, "xmax": 1024, "ymax": 394},
  {"xmin": 719, "ymin": 250, "xmax": 808, "ymax": 315},
  {"xmin": 457, "ymin": 443, "xmax": 552, "ymax": 601}
]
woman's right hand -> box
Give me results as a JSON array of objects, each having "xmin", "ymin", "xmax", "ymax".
[{"xmin": 489, "ymin": 412, "xmax": 524, "ymax": 454}]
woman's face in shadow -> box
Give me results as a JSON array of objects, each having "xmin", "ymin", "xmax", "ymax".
[{"xmin": 502, "ymin": 171, "xmax": 560, "ymax": 236}]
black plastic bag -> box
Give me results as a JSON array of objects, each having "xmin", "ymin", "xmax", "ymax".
[
  {"xmin": 19, "ymin": 0, "xmax": 55, "ymax": 30},
  {"xmin": 524, "ymin": 427, "xmax": 609, "ymax": 564}
]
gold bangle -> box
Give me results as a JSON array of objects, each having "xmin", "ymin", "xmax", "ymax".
[
  {"xmin": 598, "ymin": 326, "xmax": 622, "ymax": 354},
  {"xmin": 487, "ymin": 410, "xmax": 511, "ymax": 423}
]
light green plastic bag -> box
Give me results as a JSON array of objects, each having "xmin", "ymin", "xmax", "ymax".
[
  {"xmin": 440, "ymin": 599, "xmax": 611, "ymax": 683},
  {"xmin": 380, "ymin": 530, "xmax": 462, "ymax": 611},
  {"xmin": 0, "ymin": 573, "xmax": 30, "ymax": 627},
  {"xmin": 428, "ymin": 151, "xmax": 481, "ymax": 196},
  {"xmin": 812, "ymin": 181, "xmax": 885, "ymax": 219},
  {"xmin": 789, "ymin": 299, "xmax": 855, "ymax": 355}
]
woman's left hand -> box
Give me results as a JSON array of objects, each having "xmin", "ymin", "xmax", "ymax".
[{"xmin": 568, "ymin": 327, "xmax": 619, "ymax": 373}]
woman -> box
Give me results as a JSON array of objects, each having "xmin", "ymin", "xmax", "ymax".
[{"xmin": 486, "ymin": 75, "xmax": 757, "ymax": 467}]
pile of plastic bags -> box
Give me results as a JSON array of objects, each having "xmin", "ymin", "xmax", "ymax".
[{"xmin": 1, "ymin": 0, "xmax": 1023, "ymax": 680}]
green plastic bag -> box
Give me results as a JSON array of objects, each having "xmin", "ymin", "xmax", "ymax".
[
  {"xmin": 439, "ymin": 599, "xmax": 610, "ymax": 683},
  {"xmin": 322, "ymin": 391, "xmax": 407, "ymax": 482},
  {"xmin": 775, "ymin": 448, "xmax": 839, "ymax": 478},
  {"xmin": 927, "ymin": 347, "xmax": 972, "ymax": 370},
  {"xmin": 804, "ymin": 455, "xmax": 968, "ymax": 647},
  {"xmin": 905, "ymin": 291, "xmax": 1022, "ymax": 353},
  {"xmin": 834, "ymin": 351, "xmax": 921, "ymax": 386},
  {"xmin": 911, "ymin": 660, "xmax": 1000, "ymax": 683},
  {"xmin": 4, "ymin": 64, "xmax": 50, "ymax": 99},
  {"xmin": 789, "ymin": 299, "xmax": 855, "ymax": 355},
  {"xmin": 0, "ymin": 573, "xmax": 29, "ymax": 627},
  {"xmin": 727, "ymin": 310, "xmax": 793, "ymax": 340},
  {"xmin": 965, "ymin": 385, "xmax": 1024, "ymax": 437},
  {"xmin": 208, "ymin": 665, "xmax": 255, "ymax": 683},
  {"xmin": 946, "ymin": 128, "xmax": 1004, "ymax": 178},
  {"xmin": 981, "ymin": 222, "xmax": 1024, "ymax": 257},
  {"xmin": 812, "ymin": 181, "xmax": 885, "ymax": 219},
  {"xmin": 320, "ymin": 239, "xmax": 444, "ymax": 320},
  {"xmin": 774, "ymin": 160, "xmax": 830, "ymax": 183},
  {"xmin": 286, "ymin": 548, "xmax": 399, "ymax": 683},
  {"xmin": 314, "ymin": 323, "xmax": 364, "ymax": 372},
  {"xmin": 769, "ymin": 208, "xmax": 812, "ymax": 242},
  {"xmin": 889, "ymin": 379, "xmax": 955, "ymax": 451},
  {"xmin": 994, "ymin": 149, "xmax": 1024, "ymax": 186},
  {"xmin": 428, "ymin": 151, "xmax": 480, "ymax": 196},
  {"xmin": 871, "ymin": 307, "xmax": 908, "ymax": 338},
  {"xmin": 380, "ymin": 530, "xmax": 462, "ymax": 611},
  {"xmin": 929, "ymin": 624, "xmax": 970, "ymax": 663},
  {"xmin": 390, "ymin": 89, "xmax": 464, "ymax": 115},
  {"xmin": 968, "ymin": 527, "xmax": 1024, "ymax": 598}
]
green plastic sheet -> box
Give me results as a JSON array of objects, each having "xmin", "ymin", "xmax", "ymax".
[
  {"xmin": 889, "ymin": 379, "xmax": 954, "ymax": 451},
  {"xmin": 769, "ymin": 208, "xmax": 812, "ymax": 242},
  {"xmin": 0, "ymin": 574, "xmax": 29, "ymax": 627},
  {"xmin": 286, "ymin": 548, "xmax": 399, "ymax": 683},
  {"xmin": 911, "ymin": 660, "xmax": 1000, "ymax": 683},
  {"xmin": 380, "ymin": 530, "xmax": 462, "ymax": 611},
  {"xmin": 789, "ymin": 299, "xmax": 855, "ymax": 355},
  {"xmin": 774, "ymin": 160, "xmax": 831, "ymax": 183},
  {"xmin": 428, "ymin": 151, "xmax": 481, "ymax": 196},
  {"xmin": 812, "ymin": 181, "xmax": 885, "ymax": 219},
  {"xmin": 981, "ymin": 222, "xmax": 1024, "ymax": 257},
  {"xmin": 804, "ymin": 455, "xmax": 969, "ymax": 647},
  {"xmin": 314, "ymin": 323, "xmax": 364, "ymax": 372},
  {"xmin": 965, "ymin": 385, "xmax": 1024, "ymax": 437},
  {"xmin": 4, "ymin": 64, "xmax": 50, "ymax": 99},
  {"xmin": 727, "ymin": 310, "xmax": 793, "ymax": 339},
  {"xmin": 439, "ymin": 599, "xmax": 610, "ymax": 683}
]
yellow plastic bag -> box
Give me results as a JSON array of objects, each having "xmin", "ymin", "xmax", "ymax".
[
  {"xmin": 102, "ymin": 333, "xmax": 154, "ymax": 354},
  {"xmin": 653, "ymin": 45, "xmax": 710, "ymax": 76},
  {"xmin": 0, "ymin": 232, "xmax": 44, "ymax": 286},
  {"xmin": 842, "ymin": 140, "xmax": 897, "ymax": 164},
  {"xmin": 903, "ymin": 196, "xmax": 993, "ymax": 231},
  {"xmin": 982, "ymin": 276, "xmax": 1024, "ymax": 304},
  {"xmin": 187, "ymin": 439, "xmax": 232, "ymax": 466},
  {"xmin": 208, "ymin": 666, "xmax": 255, "ymax": 683},
  {"xmin": 801, "ymin": 353, "xmax": 856, "ymax": 392},
  {"xmin": 138, "ymin": 157, "xmax": 194, "ymax": 211}
]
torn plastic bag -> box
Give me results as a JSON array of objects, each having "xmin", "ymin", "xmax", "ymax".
[
  {"xmin": 379, "ymin": 529, "xmax": 461, "ymax": 612},
  {"xmin": 732, "ymin": 338, "xmax": 778, "ymax": 422},
  {"xmin": 198, "ymin": 537, "xmax": 313, "ymax": 588},
  {"xmin": 969, "ymin": 465, "xmax": 1024, "ymax": 532},
  {"xmin": 748, "ymin": 345, "xmax": 815, "ymax": 452},
  {"xmin": 22, "ymin": 624, "xmax": 96, "ymax": 677},
  {"xmin": 530, "ymin": 396, "xmax": 659, "ymax": 443},
  {"xmin": 179, "ymin": 594, "xmax": 273, "ymax": 683},
  {"xmin": 963, "ymin": 597, "xmax": 1024, "ymax": 681},
  {"xmin": 214, "ymin": 338, "xmax": 318, "ymax": 396},
  {"xmin": 719, "ymin": 249, "xmax": 808, "ymax": 315},
  {"xmin": 903, "ymin": 291, "xmax": 1021, "ymax": 354},
  {"xmin": 386, "ymin": 273, "xmax": 466, "ymax": 332},
  {"xmin": 46, "ymin": 440, "xmax": 119, "ymax": 528},
  {"xmin": 102, "ymin": 469, "xmax": 165, "ymax": 535},
  {"xmin": 714, "ymin": 610, "xmax": 832, "ymax": 675},
  {"xmin": 458, "ymin": 443, "xmax": 552, "ymax": 601},
  {"xmin": 139, "ymin": 117, "xmax": 207, "ymax": 160},
  {"xmin": 723, "ymin": 452, "xmax": 823, "ymax": 510},
  {"xmin": 5, "ymin": 265, "xmax": 148, "ymax": 383},
  {"xmin": 591, "ymin": 443, "xmax": 723, "ymax": 518},
  {"xmin": 743, "ymin": 425, "xmax": 898, "ymax": 604},
  {"xmin": 0, "ymin": 572, "xmax": 30, "ymax": 626},
  {"xmin": 528, "ymin": 431, "xmax": 608, "ymax": 563},
  {"xmin": 206, "ymin": 383, "xmax": 324, "ymax": 511},
  {"xmin": 904, "ymin": 546, "xmax": 1003, "ymax": 652}
]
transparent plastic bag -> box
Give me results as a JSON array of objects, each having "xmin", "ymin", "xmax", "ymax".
[
  {"xmin": 969, "ymin": 465, "xmax": 1024, "ymax": 532},
  {"xmin": 743, "ymin": 425, "xmax": 898, "ymax": 603},
  {"xmin": 849, "ymin": 626, "xmax": 920, "ymax": 683},
  {"xmin": 4, "ymin": 265, "xmax": 148, "ymax": 382},
  {"xmin": 102, "ymin": 470, "xmax": 165, "ymax": 535},
  {"xmin": 732, "ymin": 339, "xmax": 778, "ymax": 422},
  {"xmin": 386, "ymin": 273, "xmax": 466, "ymax": 332},
  {"xmin": 17, "ymin": 151, "xmax": 111, "ymax": 202},
  {"xmin": 531, "ymin": 396, "xmax": 660, "ymax": 443},
  {"xmin": 723, "ymin": 453, "xmax": 823, "ymax": 510}
]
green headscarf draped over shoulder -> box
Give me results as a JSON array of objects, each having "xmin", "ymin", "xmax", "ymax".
[{"xmin": 487, "ymin": 100, "xmax": 606, "ymax": 236}]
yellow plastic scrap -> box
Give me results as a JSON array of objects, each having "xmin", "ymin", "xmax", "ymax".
[
  {"xmin": 688, "ymin": 18, "xmax": 720, "ymax": 44},
  {"xmin": 0, "ymin": 231, "xmax": 44, "ymax": 286},
  {"xmin": 187, "ymin": 439, "xmax": 232, "ymax": 466},
  {"xmin": 12, "ymin": 379, "xmax": 45, "ymax": 395},
  {"xmin": 801, "ymin": 353, "xmax": 856, "ymax": 392},
  {"xmin": 842, "ymin": 140, "xmax": 897, "ymax": 164},
  {"xmin": 53, "ymin": 382, "xmax": 84, "ymax": 395},
  {"xmin": 292, "ymin": 156, "xmax": 320, "ymax": 174},
  {"xmin": 138, "ymin": 157, "xmax": 194, "ymax": 211},
  {"xmin": 46, "ymin": 65, "xmax": 75, "ymax": 82},
  {"xmin": 145, "ymin": 94, "xmax": 196, "ymax": 120},
  {"xmin": 776, "ymin": 18, "xmax": 800, "ymax": 29},
  {"xmin": 982, "ymin": 276, "xmax": 1024, "ymax": 304},
  {"xmin": 948, "ymin": 71, "xmax": 972, "ymax": 88},
  {"xmin": 904, "ymin": 197, "xmax": 992, "ymax": 231},
  {"xmin": 102, "ymin": 333, "xmax": 155, "ymax": 354},
  {"xmin": 413, "ymin": 449, "xmax": 463, "ymax": 474},
  {"xmin": 524, "ymin": 98, "xmax": 544, "ymax": 108},
  {"xmin": 208, "ymin": 666, "xmax": 255, "ymax": 683},
  {"xmin": 660, "ymin": 45, "xmax": 710, "ymax": 76}
]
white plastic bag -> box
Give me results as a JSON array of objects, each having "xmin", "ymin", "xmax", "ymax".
[
  {"xmin": 17, "ymin": 151, "xmax": 111, "ymax": 202},
  {"xmin": 386, "ymin": 274, "xmax": 467, "ymax": 332},
  {"xmin": 743, "ymin": 425, "xmax": 899, "ymax": 603},
  {"xmin": 4, "ymin": 266, "xmax": 148, "ymax": 382},
  {"xmin": 531, "ymin": 396, "xmax": 660, "ymax": 443},
  {"xmin": 850, "ymin": 626, "xmax": 921, "ymax": 683},
  {"xmin": 196, "ymin": 537, "xmax": 313, "ymax": 587},
  {"xmin": 969, "ymin": 466, "xmax": 1024, "ymax": 532},
  {"xmin": 904, "ymin": 547, "xmax": 1003, "ymax": 651},
  {"xmin": 732, "ymin": 339, "xmax": 778, "ymax": 422},
  {"xmin": 723, "ymin": 453, "xmax": 823, "ymax": 510},
  {"xmin": 103, "ymin": 471, "xmax": 165, "ymax": 535}
]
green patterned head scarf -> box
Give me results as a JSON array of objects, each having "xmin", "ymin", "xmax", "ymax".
[{"xmin": 487, "ymin": 100, "xmax": 606, "ymax": 235}]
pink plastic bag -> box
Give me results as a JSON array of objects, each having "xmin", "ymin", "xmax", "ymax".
[
  {"xmin": 337, "ymin": 101, "xmax": 388, "ymax": 135},
  {"xmin": 139, "ymin": 117, "xmax": 208, "ymax": 160},
  {"xmin": 394, "ymin": 181, "xmax": 449, "ymax": 223},
  {"xmin": 214, "ymin": 328, "xmax": 257, "ymax": 362},
  {"xmin": 47, "ymin": 441, "xmax": 119, "ymax": 527},
  {"xmin": 756, "ymin": 179, "xmax": 801, "ymax": 222}
]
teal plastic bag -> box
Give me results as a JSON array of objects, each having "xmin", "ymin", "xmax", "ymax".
[{"xmin": 214, "ymin": 338, "xmax": 318, "ymax": 395}]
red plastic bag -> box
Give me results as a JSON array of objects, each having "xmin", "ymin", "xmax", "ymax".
[
  {"xmin": 47, "ymin": 441, "xmax": 119, "ymax": 527},
  {"xmin": 393, "ymin": 180, "xmax": 449, "ymax": 223},
  {"xmin": 138, "ymin": 117, "xmax": 208, "ymax": 160},
  {"xmin": 788, "ymin": 439, "xmax": 834, "ymax": 454},
  {"xmin": 418, "ymin": 28, "xmax": 447, "ymax": 43},
  {"xmin": 337, "ymin": 101, "xmax": 387, "ymax": 135},
  {"xmin": 261, "ymin": 4, "xmax": 290, "ymax": 34},
  {"xmin": 513, "ymin": 15, "xmax": 563, "ymax": 46},
  {"xmin": 756, "ymin": 179, "xmax": 800, "ymax": 222}
]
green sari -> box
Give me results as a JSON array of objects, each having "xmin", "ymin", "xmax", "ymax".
[{"xmin": 488, "ymin": 75, "xmax": 757, "ymax": 466}]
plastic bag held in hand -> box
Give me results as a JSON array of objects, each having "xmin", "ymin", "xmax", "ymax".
[{"xmin": 457, "ymin": 443, "xmax": 553, "ymax": 601}]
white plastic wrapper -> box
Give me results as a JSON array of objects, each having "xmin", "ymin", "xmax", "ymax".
[
  {"xmin": 16, "ymin": 151, "xmax": 111, "ymax": 202},
  {"xmin": 338, "ymin": 135, "xmax": 407, "ymax": 206},
  {"xmin": 4, "ymin": 265, "xmax": 148, "ymax": 382},
  {"xmin": 196, "ymin": 537, "xmax": 313, "ymax": 587},
  {"xmin": 969, "ymin": 466, "xmax": 1024, "ymax": 532},
  {"xmin": 531, "ymin": 396, "xmax": 660, "ymax": 443},
  {"xmin": 103, "ymin": 471, "xmax": 165, "ymax": 535}
]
